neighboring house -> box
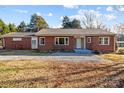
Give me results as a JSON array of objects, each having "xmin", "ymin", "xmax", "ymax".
[
  {"xmin": 117, "ymin": 34, "xmax": 124, "ymax": 47},
  {"xmin": 1, "ymin": 29, "xmax": 116, "ymax": 52}
]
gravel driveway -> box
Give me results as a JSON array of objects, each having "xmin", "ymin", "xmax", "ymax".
[{"xmin": 0, "ymin": 53, "xmax": 111, "ymax": 62}]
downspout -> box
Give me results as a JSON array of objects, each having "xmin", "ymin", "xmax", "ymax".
[
  {"xmin": 114, "ymin": 35, "xmax": 117, "ymax": 52},
  {"xmin": 84, "ymin": 36, "xmax": 86, "ymax": 49}
]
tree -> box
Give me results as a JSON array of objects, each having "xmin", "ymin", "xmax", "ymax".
[
  {"xmin": 62, "ymin": 16, "xmax": 71, "ymax": 28},
  {"xmin": 0, "ymin": 19, "xmax": 18, "ymax": 35},
  {"xmin": 71, "ymin": 19, "xmax": 81, "ymax": 29},
  {"xmin": 0, "ymin": 19, "xmax": 4, "ymax": 29},
  {"xmin": 8, "ymin": 23, "xmax": 17, "ymax": 32},
  {"xmin": 114, "ymin": 23, "xmax": 124, "ymax": 34},
  {"xmin": 0, "ymin": 19, "xmax": 5, "ymax": 35},
  {"xmin": 3, "ymin": 25, "xmax": 10, "ymax": 34},
  {"xmin": 113, "ymin": 23, "xmax": 124, "ymax": 42},
  {"xmin": 0, "ymin": 19, "xmax": 10, "ymax": 35},
  {"xmin": 81, "ymin": 11, "xmax": 106, "ymax": 29},
  {"xmin": 17, "ymin": 21, "xmax": 27, "ymax": 32},
  {"xmin": 62, "ymin": 16, "xmax": 81, "ymax": 29},
  {"xmin": 29, "ymin": 14, "xmax": 49, "ymax": 32}
]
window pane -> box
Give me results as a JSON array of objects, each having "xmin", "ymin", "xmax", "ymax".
[
  {"xmin": 40, "ymin": 38, "xmax": 44, "ymax": 45},
  {"xmin": 32, "ymin": 40, "xmax": 36, "ymax": 45},
  {"xmin": 104, "ymin": 38, "xmax": 108, "ymax": 44},
  {"xmin": 56, "ymin": 38, "xmax": 58, "ymax": 45},
  {"xmin": 59, "ymin": 38, "xmax": 64, "ymax": 44},
  {"xmin": 65, "ymin": 38, "xmax": 68, "ymax": 44},
  {"xmin": 119, "ymin": 43, "xmax": 124, "ymax": 47},
  {"xmin": 55, "ymin": 37, "xmax": 68, "ymax": 45},
  {"xmin": 87, "ymin": 37, "xmax": 91, "ymax": 43},
  {"xmin": 99, "ymin": 38, "xmax": 103, "ymax": 44}
]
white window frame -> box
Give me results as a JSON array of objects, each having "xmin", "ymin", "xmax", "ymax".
[
  {"xmin": 55, "ymin": 37, "xmax": 69, "ymax": 45},
  {"xmin": 12, "ymin": 37, "xmax": 22, "ymax": 41},
  {"xmin": 87, "ymin": 37, "xmax": 91, "ymax": 43},
  {"xmin": 39, "ymin": 37, "xmax": 45, "ymax": 45},
  {"xmin": 99, "ymin": 37, "xmax": 110, "ymax": 45}
]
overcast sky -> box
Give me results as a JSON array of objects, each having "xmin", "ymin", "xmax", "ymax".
[{"xmin": 0, "ymin": 5, "xmax": 124, "ymax": 29}]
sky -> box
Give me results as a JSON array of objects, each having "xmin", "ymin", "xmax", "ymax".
[{"xmin": 0, "ymin": 5, "xmax": 124, "ymax": 29}]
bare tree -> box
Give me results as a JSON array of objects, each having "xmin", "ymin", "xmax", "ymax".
[
  {"xmin": 114, "ymin": 23, "xmax": 124, "ymax": 34},
  {"xmin": 113, "ymin": 23, "xmax": 124, "ymax": 42},
  {"xmin": 81, "ymin": 11, "xmax": 106, "ymax": 29}
]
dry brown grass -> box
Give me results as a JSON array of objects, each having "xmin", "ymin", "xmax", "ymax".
[
  {"xmin": 100, "ymin": 54, "xmax": 124, "ymax": 62},
  {"xmin": 0, "ymin": 58, "xmax": 124, "ymax": 88}
]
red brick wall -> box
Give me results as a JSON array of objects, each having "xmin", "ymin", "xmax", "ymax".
[
  {"xmin": 86, "ymin": 36, "xmax": 115, "ymax": 52},
  {"xmin": 3, "ymin": 35, "xmax": 115, "ymax": 52},
  {"xmin": 85, "ymin": 36, "xmax": 93, "ymax": 50},
  {"xmin": 4, "ymin": 37, "xmax": 31, "ymax": 49},
  {"xmin": 38, "ymin": 36, "xmax": 76, "ymax": 51}
]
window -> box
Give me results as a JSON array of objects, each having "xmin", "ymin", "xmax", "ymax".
[
  {"xmin": 99, "ymin": 37, "xmax": 109, "ymax": 45},
  {"xmin": 118, "ymin": 43, "xmax": 124, "ymax": 47},
  {"xmin": 39, "ymin": 37, "xmax": 45, "ymax": 45},
  {"xmin": 55, "ymin": 37, "xmax": 69, "ymax": 45},
  {"xmin": 13, "ymin": 38, "xmax": 22, "ymax": 41},
  {"xmin": 87, "ymin": 37, "xmax": 91, "ymax": 43}
]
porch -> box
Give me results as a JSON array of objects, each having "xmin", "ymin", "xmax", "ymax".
[
  {"xmin": 75, "ymin": 36, "xmax": 86, "ymax": 49},
  {"xmin": 74, "ymin": 36, "xmax": 92, "ymax": 54}
]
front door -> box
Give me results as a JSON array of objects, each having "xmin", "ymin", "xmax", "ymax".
[
  {"xmin": 31, "ymin": 37, "xmax": 38, "ymax": 49},
  {"xmin": 76, "ymin": 38, "xmax": 81, "ymax": 48}
]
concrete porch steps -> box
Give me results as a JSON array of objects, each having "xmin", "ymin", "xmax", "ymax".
[{"xmin": 74, "ymin": 49, "xmax": 92, "ymax": 54}]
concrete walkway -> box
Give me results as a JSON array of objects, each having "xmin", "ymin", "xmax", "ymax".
[{"xmin": 0, "ymin": 54, "xmax": 111, "ymax": 62}]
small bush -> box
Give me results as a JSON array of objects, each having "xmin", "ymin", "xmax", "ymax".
[
  {"xmin": 93, "ymin": 50, "xmax": 101, "ymax": 55},
  {"xmin": 62, "ymin": 50, "xmax": 74, "ymax": 53}
]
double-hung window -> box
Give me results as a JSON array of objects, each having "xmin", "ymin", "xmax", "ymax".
[
  {"xmin": 99, "ymin": 37, "xmax": 109, "ymax": 45},
  {"xmin": 55, "ymin": 37, "xmax": 69, "ymax": 45},
  {"xmin": 39, "ymin": 37, "xmax": 45, "ymax": 45},
  {"xmin": 87, "ymin": 37, "xmax": 91, "ymax": 43}
]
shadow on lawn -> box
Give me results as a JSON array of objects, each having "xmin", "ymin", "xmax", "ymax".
[{"xmin": 0, "ymin": 62, "xmax": 124, "ymax": 88}]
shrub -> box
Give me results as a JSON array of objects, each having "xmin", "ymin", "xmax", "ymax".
[{"xmin": 93, "ymin": 50, "xmax": 101, "ymax": 55}]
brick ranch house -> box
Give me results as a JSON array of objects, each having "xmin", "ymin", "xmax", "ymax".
[{"xmin": 1, "ymin": 29, "xmax": 116, "ymax": 52}]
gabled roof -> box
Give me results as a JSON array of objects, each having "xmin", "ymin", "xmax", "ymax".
[
  {"xmin": 1, "ymin": 29, "xmax": 115, "ymax": 37},
  {"xmin": 35, "ymin": 29, "xmax": 115, "ymax": 36},
  {"xmin": 1, "ymin": 32, "xmax": 35, "ymax": 37}
]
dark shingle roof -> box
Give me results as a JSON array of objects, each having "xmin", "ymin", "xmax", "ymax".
[
  {"xmin": 1, "ymin": 32, "xmax": 35, "ymax": 37},
  {"xmin": 35, "ymin": 29, "xmax": 115, "ymax": 36},
  {"xmin": 1, "ymin": 29, "xmax": 115, "ymax": 37}
]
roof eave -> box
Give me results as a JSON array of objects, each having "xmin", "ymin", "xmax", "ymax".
[{"xmin": 35, "ymin": 34, "xmax": 116, "ymax": 36}]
